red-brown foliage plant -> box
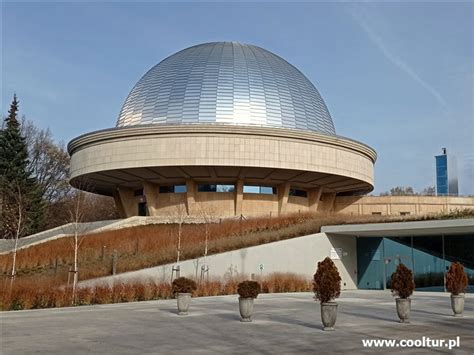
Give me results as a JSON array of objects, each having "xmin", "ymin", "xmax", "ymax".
[
  {"xmin": 313, "ymin": 257, "xmax": 341, "ymax": 303},
  {"xmin": 171, "ymin": 277, "xmax": 197, "ymax": 294},
  {"xmin": 446, "ymin": 262, "xmax": 468, "ymax": 295},
  {"xmin": 390, "ymin": 263, "xmax": 415, "ymax": 299},
  {"xmin": 237, "ymin": 280, "xmax": 261, "ymax": 298}
]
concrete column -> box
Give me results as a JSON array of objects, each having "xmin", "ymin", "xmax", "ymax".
[
  {"xmin": 387, "ymin": 203, "xmax": 391, "ymax": 216},
  {"xmin": 185, "ymin": 179, "xmax": 196, "ymax": 215},
  {"xmin": 326, "ymin": 192, "xmax": 337, "ymax": 213},
  {"xmin": 113, "ymin": 190, "xmax": 127, "ymax": 218},
  {"xmin": 308, "ymin": 186, "xmax": 323, "ymax": 213},
  {"xmin": 143, "ymin": 182, "xmax": 159, "ymax": 216},
  {"xmin": 117, "ymin": 187, "xmax": 136, "ymax": 217},
  {"xmin": 235, "ymin": 179, "xmax": 244, "ymax": 216},
  {"xmin": 278, "ymin": 182, "xmax": 291, "ymax": 215},
  {"xmin": 318, "ymin": 192, "xmax": 336, "ymax": 213}
]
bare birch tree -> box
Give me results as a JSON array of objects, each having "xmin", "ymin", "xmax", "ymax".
[
  {"xmin": 174, "ymin": 204, "xmax": 188, "ymax": 264},
  {"xmin": 198, "ymin": 205, "xmax": 217, "ymax": 260},
  {"xmin": 7, "ymin": 181, "xmax": 27, "ymax": 290},
  {"xmin": 63, "ymin": 188, "xmax": 90, "ymax": 304}
]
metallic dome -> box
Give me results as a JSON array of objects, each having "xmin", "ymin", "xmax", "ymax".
[{"xmin": 116, "ymin": 42, "xmax": 336, "ymax": 135}]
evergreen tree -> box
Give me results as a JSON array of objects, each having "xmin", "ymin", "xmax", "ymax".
[{"xmin": 0, "ymin": 95, "xmax": 44, "ymax": 238}]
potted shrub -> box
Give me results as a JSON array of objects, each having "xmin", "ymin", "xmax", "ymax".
[
  {"xmin": 237, "ymin": 280, "xmax": 261, "ymax": 322},
  {"xmin": 172, "ymin": 277, "xmax": 197, "ymax": 315},
  {"xmin": 313, "ymin": 257, "xmax": 341, "ymax": 331},
  {"xmin": 446, "ymin": 262, "xmax": 468, "ymax": 317},
  {"xmin": 390, "ymin": 263, "xmax": 415, "ymax": 323}
]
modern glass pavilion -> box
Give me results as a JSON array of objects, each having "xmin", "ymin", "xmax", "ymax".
[{"xmin": 323, "ymin": 218, "xmax": 474, "ymax": 292}]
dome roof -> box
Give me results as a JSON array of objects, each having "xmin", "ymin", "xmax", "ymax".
[{"xmin": 116, "ymin": 42, "xmax": 336, "ymax": 135}]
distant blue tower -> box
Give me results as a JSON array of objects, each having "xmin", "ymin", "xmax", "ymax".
[{"xmin": 435, "ymin": 148, "xmax": 458, "ymax": 196}]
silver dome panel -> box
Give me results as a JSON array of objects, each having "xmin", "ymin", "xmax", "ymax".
[{"xmin": 116, "ymin": 42, "xmax": 336, "ymax": 135}]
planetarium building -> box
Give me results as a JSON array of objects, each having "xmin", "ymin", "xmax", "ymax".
[{"xmin": 68, "ymin": 42, "xmax": 377, "ymax": 218}]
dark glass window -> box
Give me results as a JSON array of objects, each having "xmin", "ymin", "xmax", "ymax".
[
  {"xmin": 159, "ymin": 186, "xmax": 174, "ymax": 193},
  {"xmin": 243, "ymin": 185, "xmax": 277, "ymax": 195},
  {"xmin": 198, "ymin": 184, "xmax": 235, "ymax": 192},
  {"xmin": 198, "ymin": 184, "xmax": 216, "ymax": 192},
  {"xmin": 134, "ymin": 189, "xmax": 144, "ymax": 196},
  {"xmin": 159, "ymin": 185, "xmax": 187, "ymax": 193},
  {"xmin": 289, "ymin": 188, "xmax": 307, "ymax": 198}
]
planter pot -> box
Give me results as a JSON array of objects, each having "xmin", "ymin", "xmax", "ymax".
[
  {"xmin": 177, "ymin": 293, "xmax": 191, "ymax": 315},
  {"xmin": 321, "ymin": 302, "xmax": 338, "ymax": 331},
  {"xmin": 451, "ymin": 294, "xmax": 465, "ymax": 317},
  {"xmin": 396, "ymin": 298, "xmax": 411, "ymax": 323},
  {"xmin": 239, "ymin": 297, "xmax": 254, "ymax": 322}
]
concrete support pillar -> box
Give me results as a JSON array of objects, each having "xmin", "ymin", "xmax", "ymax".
[
  {"xmin": 235, "ymin": 179, "xmax": 244, "ymax": 216},
  {"xmin": 278, "ymin": 182, "xmax": 291, "ymax": 215},
  {"xmin": 113, "ymin": 190, "xmax": 127, "ymax": 218},
  {"xmin": 185, "ymin": 179, "xmax": 196, "ymax": 215},
  {"xmin": 117, "ymin": 187, "xmax": 136, "ymax": 217},
  {"xmin": 308, "ymin": 186, "xmax": 323, "ymax": 213},
  {"xmin": 143, "ymin": 182, "xmax": 159, "ymax": 216},
  {"xmin": 318, "ymin": 192, "xmax": 337, "ymax": 213},
  {"xmin": 387, "ymin": 203, "xmax": 391, "ymax": 216}
]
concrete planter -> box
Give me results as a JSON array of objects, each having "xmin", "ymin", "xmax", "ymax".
[
  {"xmin": 451, "ymin": 294, "xmax": 465, "ymax": 317},
  {"xmin": 239, "ymin": 297, "xmax": 254, "ymax": 322},
  {"xmin": 396, "ymin": 298, "xmax": 411, "ymax": 323},
  {"xmin": 321, "ymin": 302, "xmax": 338, "ymax": 330},
  {"xmin": 177, "ymin": 293, "xmax": 191, "ymax": 315}
]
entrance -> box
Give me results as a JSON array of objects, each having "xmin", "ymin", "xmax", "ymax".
[{"xmin": 138, "ymin": 202, "xmax": 148, "ymax": 216}]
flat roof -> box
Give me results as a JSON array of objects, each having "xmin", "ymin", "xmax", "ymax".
[{"xmin": 321, "ymin": 218, "xmax": 474, "ymax": 237}]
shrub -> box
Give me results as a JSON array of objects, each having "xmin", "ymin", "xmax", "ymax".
[
  {"xmin": 390, "ymin": 263, "xmax": 415, "ymax": 299},
  {"xmin": 76, "ymin": 287, "xmax": 93, "ymax": 305},
  {"xmin": 171, "ymin": 277, "xmax": 197, "ymax": 294},
  {"xmin": 446, "ymin": 262, "xmax": 468, "ymax": 295},
  {"xmin": 313, "ymin": 257, "xmax": 341, "ymax": 303},
  {"xmin": 237, "ymin": 280, "xmax": 261, "ymax": 298}
]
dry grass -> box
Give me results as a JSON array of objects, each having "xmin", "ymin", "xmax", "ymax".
[
  {"xmin": 0, "ymin": 211, "xmax": 455, "ymax": 283},
  {"xmin": 0, "ymin": 272, "xmax": 310, "ymax": 311}
]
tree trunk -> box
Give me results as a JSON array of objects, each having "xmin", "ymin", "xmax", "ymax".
[{"xmin": 72, "ymin": 230, "xmax": 79, "ymax": 305}]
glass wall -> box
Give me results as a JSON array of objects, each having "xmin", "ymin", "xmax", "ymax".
[
  {"xmin": 412, "ymin": 236, "xmax": 444, "ymax": 291},
  {"xmin": 357, "ymin": 234, "xmax": 474, "ymax": 292},
  {"xmin": 159, "ymin": 185, "xmax": 187, "ymax": 193},
  {"xmin": 197, "ymin": 184, "xmax": 235, "ymax": 192},
  {"xmin": 435, "ymin": 155, "xmax": 448, "ymax": 195},
  {"xmin": 243, "ymin": 185, "xmax": 277, "ymax": 194}
]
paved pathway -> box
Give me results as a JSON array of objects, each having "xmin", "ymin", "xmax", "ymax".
[{"xmin": 1, "ymin": 290, "xmax": 473, "ymax": 354}]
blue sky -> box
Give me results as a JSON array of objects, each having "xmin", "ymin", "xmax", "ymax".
[{"xmin": 1, "ymin": 1, "xmax": 473, "ymax": 195}]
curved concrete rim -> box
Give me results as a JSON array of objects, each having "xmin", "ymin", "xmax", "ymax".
[{"xmin": 68, "ymin": 123, "xmax": 377, "ymax": 163}]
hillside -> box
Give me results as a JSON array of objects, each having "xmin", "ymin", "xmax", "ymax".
[{"xmin": 1, "ymin": 209, "xmax": 472, "ymax": 285}]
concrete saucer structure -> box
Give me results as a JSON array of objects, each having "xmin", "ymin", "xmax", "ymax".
[{"xmin": 68, "ymin": 42, "xmax": 376, "ymax": 218}]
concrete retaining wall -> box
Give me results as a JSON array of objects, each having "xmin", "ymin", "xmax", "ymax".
[{"xmin": 81, "ymin": 232, "xmax": 358, "ymax": 290}]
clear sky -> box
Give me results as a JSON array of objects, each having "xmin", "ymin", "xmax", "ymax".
[{"xmin": 1, "ymin": 1, "xmax": 473, "ymax": 195}]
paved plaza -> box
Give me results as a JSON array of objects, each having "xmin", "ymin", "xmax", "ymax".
[{"xmin": 1, "ymin": 290, "xmax": 473, "ymax": 354}]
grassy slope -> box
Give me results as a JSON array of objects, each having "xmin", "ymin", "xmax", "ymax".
[{"xmin": 1, "ymin": 209, "xmax": 472, "ymax": 285}]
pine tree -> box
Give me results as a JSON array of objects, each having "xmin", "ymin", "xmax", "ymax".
[{"xmin": 0, "ymin": 95, "xmax": 44, "ymax": 238}]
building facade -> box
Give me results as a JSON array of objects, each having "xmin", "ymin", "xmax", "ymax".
[
  {"xmin": 68, "ymin": 42, "xmax": 377, "ymax": 218},
  {"xmin": 68, "ymin": 42, "xmax": 474, "ymax": 219},
  {"xmin": 323, "ymin": 219, "xmax": 474, "ymax": 292},
  {"xmin": 435, "ymin": 148, "xmax": 458, "ymax": 196}
]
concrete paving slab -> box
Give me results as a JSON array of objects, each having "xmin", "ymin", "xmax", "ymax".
[{"xmin": 1, "ymin": 290, "xmax": 473, "ymax": 354}]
